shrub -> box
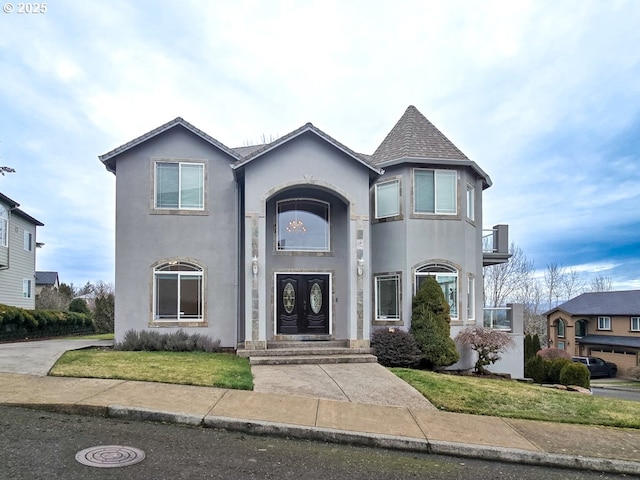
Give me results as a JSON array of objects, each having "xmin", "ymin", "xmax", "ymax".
[
  {"xmin": 371, "ymin": 328, "xmax": 422, "ymax": 368},
  {"xmin": 547, "ymin": 358, "xmax": 573, "ymax": 384},
  {"xmin": 69, "ymin": 298, "xmax": 91, "ymax": 315},
  {"xmin": 93, "ymin": 293, "xmax": 114, "ymax": 334},
  {"xmin": 524, "ymin": 333, "xmax": 541, "ymax": 362},
  {"xmin": 455, "ymin": 326, "xmax": 514, "ymax": 374},
  {"xmin": 559, "ymin": 362, "xmax": 590, "ymax": 389},
  {"xmin": 116, "ymin": 329, "xmax": 222, "ymax": 352},
  {"xmin": 629, "ymin": 366, "xmax": 640, "ymax": 381},
  {"xmin": 537, "ymin": 347, "xmax": 571, "ymax": 360},
  {"xmin": 0, "ymin": 304, "xmax": 92, "ymax": 340},
  {"xmin": 525, "ymin": 355, "xmax": 546, "ymax": 383},
  {"xmin": 410, "ymin": 276, "xmax": 459, "ymax": 369}
]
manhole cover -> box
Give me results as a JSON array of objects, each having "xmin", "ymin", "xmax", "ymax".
[{"xmin": 75, "ymin": 445, "xmax": 145, "ymax": 468}]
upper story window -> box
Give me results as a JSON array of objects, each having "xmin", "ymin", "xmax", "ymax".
[
  {"xmin": 466, "ymin": 184, "xmax": 475, "ymax": 221},
  {"xmin": 597, "ymin": 316, "xmax": 611, "ymax": 331},
  {"xmin": 154, "ymin": 261, "xmax": 203, "ymax": 321},
  {"xmin": 23, "ymin": 279, "xmax": 32, "ymax": 298},
  {"xmin": 631, "ymin": 317, "xmax": 640, "ymax": 332},
  {"xmin": 467, "ymin": 275, "xmax": 475, "ymax": 320},
  {"xmin": 415, "ymin": 263, "xmax": 458, "ymax": 319},
  {"xmin": 375, "ymin": 179, "xmax": 400, "ymax": 219},
  {"xmin": 556, "ymin": 319, "xmax": 565, "ymax": 338},
  {"xmin": 277, "ymin": 199, "xmax": 329, "ymax": 252},
  {"xmin": 414, "ymin": 169, "xmax": 456, "ymax": 215},
  {"xmin": 155, "ymin": 161, "xmax": 204, "ymax": 210},
  {"xmin": 0, "ymin": 205, "xmax": 7, "ymax": 247},
  {"xmin": 24, "ymin": 230, "xmax": 33, "ymax": 251},
  {"xmin": 575, "ymin": 319, "xmax": 588, "ymax": 337}
]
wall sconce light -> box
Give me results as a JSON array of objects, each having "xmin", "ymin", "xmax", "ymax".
[
  {"xmin": 252, "ymin": 256, "xmax": 258, "ymax": 275},
  {"xmin": 357, "ymin": 258, "xmax": 364, "ymax": 276}
]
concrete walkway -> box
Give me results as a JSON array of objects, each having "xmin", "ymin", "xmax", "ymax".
[{"xmin": 0, "ymin": 340, "xmax": 639, "ymax": 475}]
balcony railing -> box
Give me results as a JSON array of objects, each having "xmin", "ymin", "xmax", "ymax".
[
  {"xmin": 482, "ymin": 224, "xmax": 511, "ymax": 266},
  {"xmin": 484, "ymin": 307, "xmax": 512, "ymax": 332}
]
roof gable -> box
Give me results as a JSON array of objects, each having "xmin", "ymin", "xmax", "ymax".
[
  {"xmin": 0, "ymin": 192, "xmax": 44, "ymax": 226},
  {"xmin": 231, "ymin": 123, "xmax": 382, "ymax": 177},
  {"xmin": 99, "ymin": 117, "xmax": 242, "ymax": 174},
  {"xmin": 547, "ymin": 290, "xmax": 640, "ymax": 316},
  {"xmin": 36, "ymin": 271, "xmax": 59, "ymax": 286}
]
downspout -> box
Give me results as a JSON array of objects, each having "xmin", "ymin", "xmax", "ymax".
[{"xmin": 236, "ymin": 176, "xmax": 245, "ymax": 348}]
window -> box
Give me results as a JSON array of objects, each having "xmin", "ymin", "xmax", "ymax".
[
  {"xmin": 631, "ymin": 317, "xmax": 640, "ymax": 332},
  {"xmin": 24, "ymin": 230, "xmax": 33, "ymax": 251},
  {"xmin": 155, "ymin": 162, "xmax": 204, "ymax": 210},
  {"xmin": 22, "ymin": 279, "xmax": 32, "ymax": 298},
  {"xmin": 375, "ymin": 274, "xmax": 400, "ymax": 320},
  {"xmin": 0, "ymin": 205, "xmax": 7, "ymax": 247},
  {"xmin": 414, "ymin": 169, "xmax": 456, "ymax": 214},
  {"xmin": 153, "ymin": 262, "xmax": 203, "ymax": 321},
  {"xmin": 466, "ymin": 184, "xmax": 475, "ymax": 221},
  {"xmin": 598, "ymin": 316, "xmax": 611, "ymax": 330},
  {"xmin": 575, "ymin": 319, "xmax": 587, "ymax": 337},
  {"xmin": 375, "ymin": 180, "xmax": 400, "ymax": 219},
  {"xmin": 415, "ymin": 263, "xmax": 458, "ymax": 319},
  {"xmin": 277, "ymin": 199, "xmax": 329, "ymax": 251},
  {"xmin": 557, "ymin": 341, "xmax": 565, "ymax": 350},
  {"xmin": 557, "ymin": 319, "xmax": 565, "ymax": 338},
  {"xmin": 467, "ymin": 275, "xmax": 475, "ymax": 320}
]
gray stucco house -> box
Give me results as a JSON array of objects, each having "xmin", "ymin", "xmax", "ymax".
[
  {"xmin": 0, "ymin": 192, "xmax": 44, "ymax": 310},
  {"xmin": 100, "ymin": 106, "xmax": 509, "ymax": 367}
]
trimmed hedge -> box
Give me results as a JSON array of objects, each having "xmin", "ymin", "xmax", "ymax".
[
  {"xmin": 116, "ymin": 329, "xmax": 222, "ymax": 352},
  {"xmin": 371, "ymin": 328, "xmax": 422, "ymax": 368},
  {"xmin": 0, "ymin": 304, "xmax": 93, "ymax": 341},
  {"xmin": 559, "ymin": 362, "xmax": 590, "ymax": 389}
]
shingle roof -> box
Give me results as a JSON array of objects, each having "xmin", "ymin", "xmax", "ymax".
[
  {"xmin": 371, "ymin": 105, "xmax": 469, "ymax": 165},
  {"xmin": 549, "ymin": 290, "xmax": 640, "ymax": 316},
  {"xmin": 36, "ymin": 271, "xmax": 58, "ymax": 286},
  {"xmin": 0, "ymin": 192, "xmax": 44, "ymax": 226},
  {"xmin": 578, "ymin": 335, "xmax": 640, "ymax": 349},
  {"xmin": 231, "ymin": 123, "xmax": 382, "ymax": 177},
  {"xmin": 99, "ymin": 117, "xmax": 243, "ymax": 173}
]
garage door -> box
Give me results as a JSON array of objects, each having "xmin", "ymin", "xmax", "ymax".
[{"xmin": 590, "ymin": 349, "xmax": 638, "ymax": 374}]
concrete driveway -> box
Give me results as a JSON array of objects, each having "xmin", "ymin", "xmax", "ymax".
[{"xmin": 0, "ymin": 339, "xmax": 114, "ymax": 375}]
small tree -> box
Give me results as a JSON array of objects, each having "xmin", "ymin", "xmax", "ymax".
[
  {"xmin": 524, "ymin": 333, "xmax": 541, "ymax": 362},
  {"xmin": 69, "ymin": 298, "xmax": 90, "ymax": 315},
  {"xmin": 410, "ymin": 276, "xmax": 459, "ymax": 368},
  {"xmin": 456, "ymin": 326, "xmax": 515, "ymax": 374},
  {"xmin": 93, "ymin": 292, "xmax": 114, "ymax": 333}
]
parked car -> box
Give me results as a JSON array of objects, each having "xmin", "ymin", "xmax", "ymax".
[{"xmin": 572, "ymin": 356, "xmax": 617, "ymax": 378}]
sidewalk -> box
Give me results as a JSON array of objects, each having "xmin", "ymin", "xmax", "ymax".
[{"xmin": 0, "ymin": 371, "xmax": 638, "ymax": 475}]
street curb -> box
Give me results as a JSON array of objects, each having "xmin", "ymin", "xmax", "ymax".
[{"xmin": 106, "ymin": 405, "xmax": 640, "ymax": 476}]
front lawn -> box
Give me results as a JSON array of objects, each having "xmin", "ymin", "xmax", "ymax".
[
  {"xmin": 50, "ymin": 350, "xmax": 253, "ymax": 390},
  {"xmin": 392, "ymin": 368, "xmax": 640, "ymax": 429}
]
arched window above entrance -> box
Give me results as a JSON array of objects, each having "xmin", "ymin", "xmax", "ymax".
[
  {"xmin": 415, "ymin": 263, "xmax": 458, "ymax": 319},
  {"xmin": 276, "ymin": 198, "xmax": 329, "ymax": 252}
]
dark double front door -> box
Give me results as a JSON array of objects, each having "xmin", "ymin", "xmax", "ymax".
[{"xmin": 276, "ymin": 274, "xmax": 329, "ymax": 335}]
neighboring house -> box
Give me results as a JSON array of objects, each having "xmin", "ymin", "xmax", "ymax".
[
  {"xmin": 0, "ymin": 192, "xmax": 44, "ymax": 309},
  {"xmin": 35, "ymin": 271, "xmax": 60, "ymax": 296},
  {"xmin": 546, "ymin": 290, "xmax": 640, "ymax": 376},
  {"xmin": 100, "ymin": 105, "xmax": 510, "ymax": 369}
]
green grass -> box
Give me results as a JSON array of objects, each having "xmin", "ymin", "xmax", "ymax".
[
  {"xmin": 61, "ymin": 333, "xmax": 115, "ymax": 341},
  {"xmin": 50, "ymin": 350, "xmax": 253, "ymax": 390},
  {"xmin": 392, "ymin": 368, "xmax": 640, "ymax": 429}
]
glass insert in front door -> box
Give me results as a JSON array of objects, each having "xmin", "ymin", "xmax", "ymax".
[{"xmin": 277, "ymin": 274, "xmax": 329, "ymax": 335}]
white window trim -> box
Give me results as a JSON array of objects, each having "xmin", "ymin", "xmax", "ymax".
[
  {"xmin": 413, "ymin": 168, "xmax": 457, "ymax": 215},
  {"xmin": 631, "ymin": 316, "xmax": 640, "ymax": 332},
  {"xmin": 415, "ymin": 263, "xmax": 459, "ymax": 320},
  {"xmin": 374, "ymin": 274, "xmax": 401, "ymax": 321},
  {"xmin": 466, "ymin": 183, "xmax": 475, "ymax": 221},
  {"xmin": 154, "ymin": 161, "xmax": 205, "ymax": 211},
  {"xmin": 152, "ymin": 261, "xmax": 204, "ymax": 322},
  {"xmin": 0, "ymin": 205, "xmax": 8, "ymax": 247},
  {"xmin": 22, "ymin": 279, "xmax": 32, "ymax": 298},
  {"xmin": 24, "ymin": 230, "xmax": 33, "ymax": 251},
  {"xmin": 557, "ymin": 319, "xmax": 565, "ymax": 338},
  {"xmin": 597, "ymin": 316, "xmax": 611, "ymax": 331},
  {"xmin": 276, "ymin": 198, "xmax": 330, "ymax": 252},
  {"xmin": 467, "ymin": 275, "xmax": 475, "ymax": 321},
  {"xmin": 374, "ymin": 179, "xmax": 400, "ymax": 219}
]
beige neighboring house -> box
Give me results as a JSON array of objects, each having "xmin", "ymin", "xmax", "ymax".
[
  {"xmin": 0, "ymin": 192, "xmax": 44, "ymax": 310},
  {"xmin": 546, "ymin": 290, "xmax": 640, "ymax": 376},
  {"xmin": 35, "ymin": 271, "xmax": 59, "ymax": 296}
]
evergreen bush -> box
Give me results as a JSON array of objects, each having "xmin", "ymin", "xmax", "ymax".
[
  {"xmin": 547, "ymin": 358, "xmax": 573, "ymax": 384},
  {"xmin": 524, "ymin": 354, "xmax": 546, "ymax": 383},
  {"xmin": 559, "ymin": 362, "xmax": 590, "ymax": 389},
  {"xmin": 410, "ymin": 277, "xmax": 459, "ymax": 369},
  {"xmin": 371, "ymin": 328, "xmax": 422, "ymax": 368},
  {"xmin": 69, "ymin": 298, "xmax": 91, "ymax": 315}
]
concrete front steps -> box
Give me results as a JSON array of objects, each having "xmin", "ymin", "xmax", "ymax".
[{"xmin": 237, "ymin": 340, "xmax": 377, "ymax": 366}]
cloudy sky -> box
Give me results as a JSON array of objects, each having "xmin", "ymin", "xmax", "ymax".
[{"xmin": 1, "ymin": 0, "xmax": 639, "ymax": 292}]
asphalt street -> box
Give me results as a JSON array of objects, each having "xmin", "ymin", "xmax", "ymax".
[{"xmin": 0, "ymin": 406, "xmax": 631, "ymax": 480}]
